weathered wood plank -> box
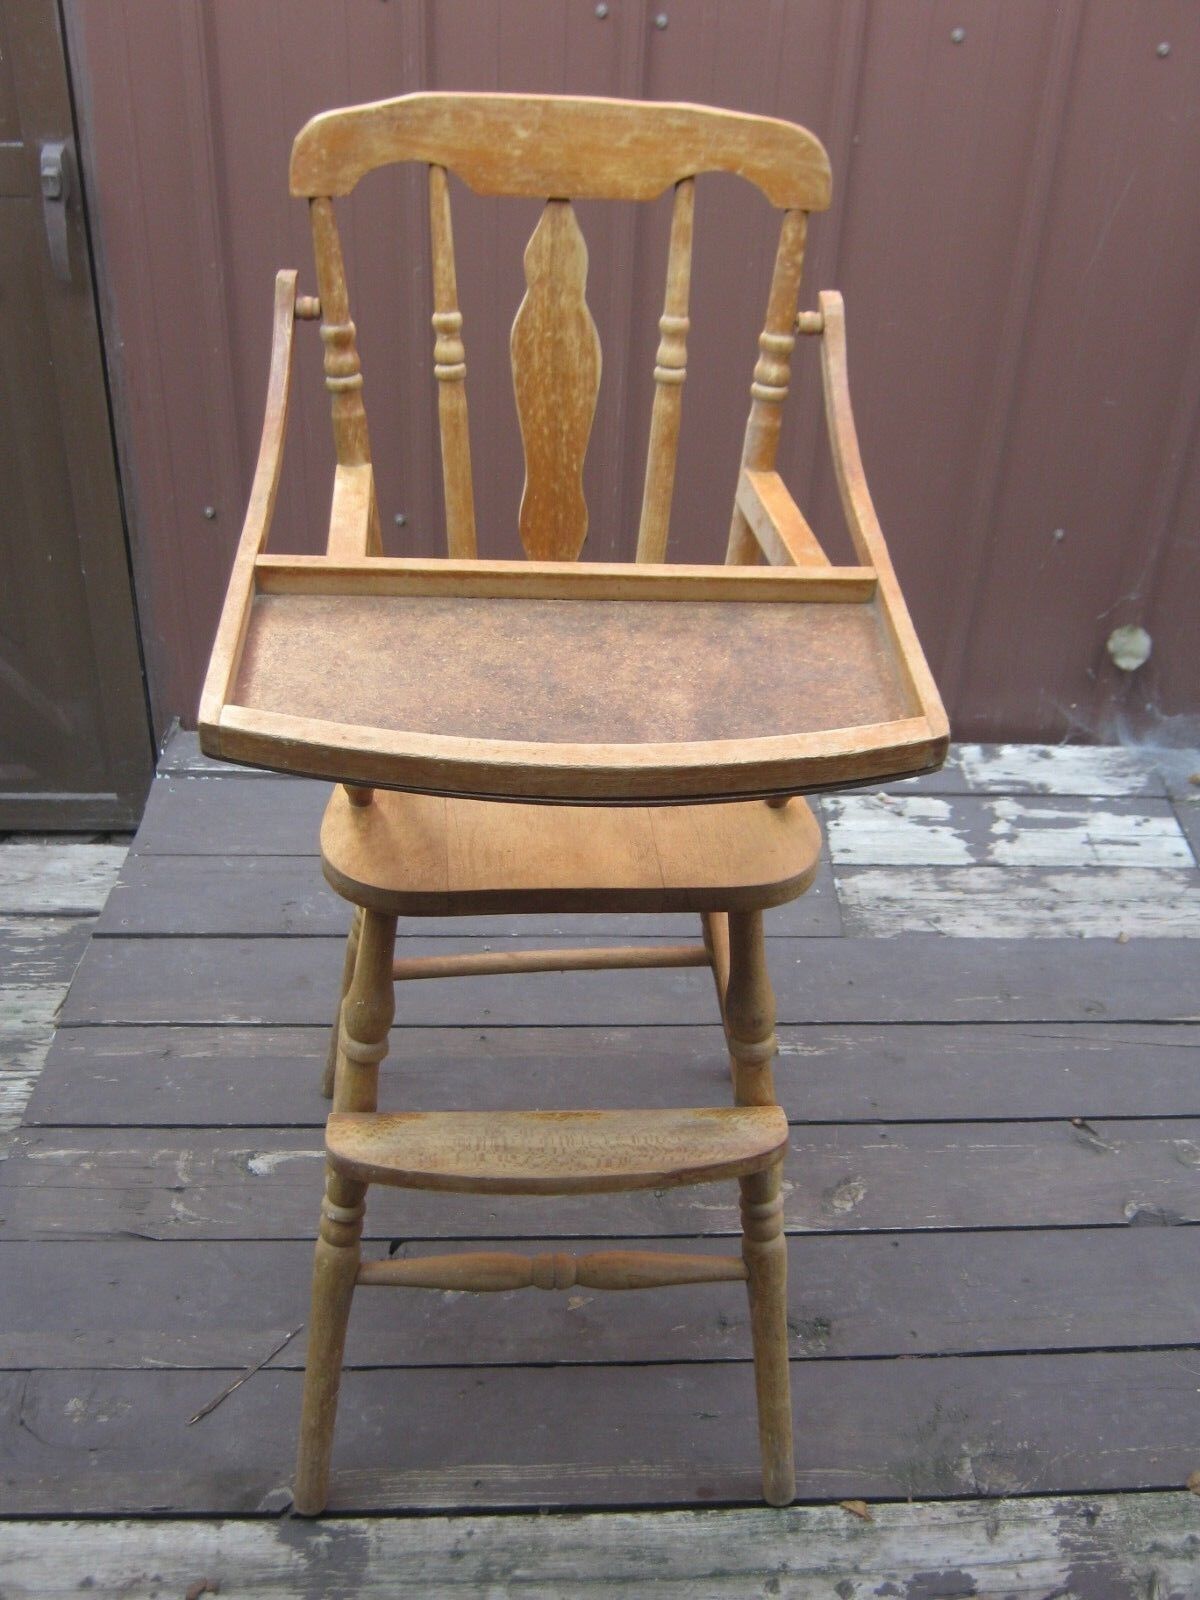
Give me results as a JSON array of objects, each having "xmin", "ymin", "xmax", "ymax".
[
  {"xmin": 3, "ymin": 1226, "xmax": 1196, "ymax": 1370},
  {"xmin": 1172, "ymin": 794, "xmax": 1200, "ymax": 866},
  {"xmin": 1, "ymin": 1351, "xmax": 1196, "ymax": 1512},
  {"xmin": 0, "ymin": 841, "xmax": 128, "ymax": 914},
  {"xmin": 133, "ymin": 775, "xmax": 329, "ymax": 855},
  {"xmin": 57, "ymin": 935, "xmax": 1200, "ymax": 1027},
  {"xmin": 4, "ymin": 1119, "xmax": 1197, "ymax": 1241},
  {"xmin": 824, "ymin": 793, "xmax": 1193, "ymax": 867},
  {"xmin": 0, "ymin": 917, "xmax": 94, "ymax": 1032},
  {"xmin": 1, "ymin": 1494, "xmax": 1196, "ymax": 1598},
  {"xmin": 26, "ymin": 1021, "xmax": 1200, "ymax": 1128},
  {"xmin": 96, "ymin": 849, "xmax": 841, "ymax": 937},
  {"xmin": 836, "ymin": 865, "xmax": 1200, "ymax": 937}
]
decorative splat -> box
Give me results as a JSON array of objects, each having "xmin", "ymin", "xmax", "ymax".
[{"xmin": 511, "ymin": 201, "xmax": 602, "ymax": 561}]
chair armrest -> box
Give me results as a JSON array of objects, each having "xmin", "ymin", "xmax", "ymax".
[
  {"xmin": 327, "ymin": 462, "xmax": 382, "ymax": 557},
  {"xmin": 199, "ymin": 269, "xmax": 298, "ymax": 728},
  {"xmin": 734, "ymin": 468, "xmax": 831, "ymax": 568},
  {"xmin": 818, "ymin": 289, "xmax": 949, "ymax": 741}
]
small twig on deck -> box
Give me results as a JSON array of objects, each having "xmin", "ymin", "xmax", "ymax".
[{"xmin": 187, "ymin": 1325, "xmax": 303, "ymax": 1424}]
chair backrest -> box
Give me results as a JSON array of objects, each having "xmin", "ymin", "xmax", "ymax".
[{"xmin": 290, "ymin": 93, "xmax": 831, "ymax": 564}]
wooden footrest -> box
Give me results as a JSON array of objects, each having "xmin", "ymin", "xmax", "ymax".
[{"xmin": 325, "ymin": 1106, "xmax": 788, "ymax": 1195}]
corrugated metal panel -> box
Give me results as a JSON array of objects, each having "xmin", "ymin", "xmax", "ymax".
[{"xmin": 65, "ymin": 0, "xmax": 1200, "ymax": 740}]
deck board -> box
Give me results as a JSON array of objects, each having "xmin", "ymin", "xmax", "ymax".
[
  {"xmin": 3, "ymin": 737, "xmax": 1199, "ymax": 1532},
  {"xmin": 2, "ymin": 1351, "xmax": 1197, "ymax": 1514},
  {"xmin": 56, "ymin": 931, "xmax": 1200, "ymax": 1026},
  {"xmin": 26, "ymin": 1020, "xmax": 1200, "ymax": 1126}
]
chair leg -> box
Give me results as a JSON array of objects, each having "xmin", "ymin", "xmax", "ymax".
[
  {"xmin": 321, "ymin": 907, "xmax": 363, "ymax": 1100},
  {"xmin": 725, "ymin": 908, "xmax": 794, "ymax": 1505},
  {"xmin": 294, "ymin": 1169, "xmax": 366, "ymax": 1515},
  {"xmin": 740, "ymin": 1160, "xmax": 795, "ymax": 1506},
  {"xmin": 700, "ymin": 910, "xmax": 730, "ymax": 1030},
  {"xmin": 296, "ymin": 909, "xmax": 396, "ymax": 1515}
]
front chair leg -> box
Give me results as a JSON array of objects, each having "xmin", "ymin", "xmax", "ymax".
[
  {"xmin": 725, "ymin": 908, "xmax": 794, "ymax": 1504},
  {"xmin": 293, "ymin": 1170, "xmax": 366, "ymax": 1515},
  {"xmin": 321, "ymin": 907, "xmax": 363, "ymax": 1100},
  {"xmin": 296, "ymin": 909, "xmax": 396, "ymax": 1515},
  {"xmin": 740, "ymin": 1159, "xmax": 795, "ymax": 1506}
]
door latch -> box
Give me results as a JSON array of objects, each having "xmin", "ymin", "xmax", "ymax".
[{"xmin": 39, "ymin": 141, "xmax": 72, "ymax": 283}]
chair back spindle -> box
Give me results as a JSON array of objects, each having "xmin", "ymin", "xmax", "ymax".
[
  {"xmin": 635, "ymin": 178, "xmax": 694, "ymax": 563},
  {"xmin": 726, "ymin": 208, "xmax": 808, "ymax": 565},
  {"xmin": 428, "ymin": 164, "xmax": 478, "ymax": 558}
]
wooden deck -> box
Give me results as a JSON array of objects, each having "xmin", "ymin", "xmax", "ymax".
[{"xmin": 1, "ymin": 735, "xmax": 1199, "ymax": 1590}]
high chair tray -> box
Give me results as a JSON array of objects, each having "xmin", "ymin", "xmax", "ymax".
[{"xmin": 198, "ymin": 555, "xmax": 947, "ymax": 804}]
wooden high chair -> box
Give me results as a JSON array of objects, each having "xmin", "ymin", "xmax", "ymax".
[{"xmin": 199, "ymin": 93, "xmax": 947, "ymax": 1515}]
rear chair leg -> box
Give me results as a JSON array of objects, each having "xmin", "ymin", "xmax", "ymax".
[
  {"xmin": 701, "ymin": 910, "xmax": 730, "ymax": 1030},
  {"xmin": 296, "ymin": 909, "xmax": 396, "ymax": 1515},
  {"xmin": 321, "ymin": 907, "xmax": 363, "ymax": 1099},
  {"xmin": 725, "ymin": 909, "xmax": 795, "ymax": 1506}
]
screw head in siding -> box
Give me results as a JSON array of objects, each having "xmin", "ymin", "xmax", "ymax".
[
  {"xmin": 1052, "ymin": 528, "xmax": 1065, "ymax": 543},
  {"xmin": 203, "ymin": 506, "xmax": 216, "ymax": 520},
  {"xmin": 594, "ymin": 2, "xmax": 608, "ymax": 16},
  {"xmin": 1106, "ymin": 624, "xmax": 1152, "ymax": 672},
  {"xmin": 950, "ymin": 26, "xmax": 966, "ymax": 44},
  {"xmin": 394, "ymin": 512, "xmax": 407, "ymax": 527},
  {"xmin": 1157, "ymin": 41, "xmax": 1171, "ymax": 58},
  {"xmin": 654, "ymin": 13, "xmax": 669, "ymax": 29}
]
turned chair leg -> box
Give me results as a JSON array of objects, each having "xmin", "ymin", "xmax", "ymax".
[
  {"xmin": 725, "ymin": 908, "xmax": 795, "ymax": 1506},
  {"xmin": 296, "ymin": 908, "xmax": 396, "ymax": 1516},
  {"xmin": 321, "ymin": 907, "xmax": 363, "ymax": 1099}
]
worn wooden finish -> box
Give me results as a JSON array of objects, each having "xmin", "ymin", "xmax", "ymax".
[
  {"xmin": 196, "ymin": 271, "xmax": 297, "ymax": 733},
  {"xmin": 16, "ymin": 1114, "xmax": 1200, "ymax": 1243},
  {"xmin": 4, "ymin": 1352, "xmax": 1197, "ymax": 1513},
  {"xmin": 428, "ymin": 164, "xmax": 477, "ymax": 559},
  {"xmin": 819, "ymin": 289, "xmax": 948, "ymax": 751},
  {"xmin": 295, "ymin": 908, "xmax": 395, "ymax": 1517},
  {"xmin": 325, "ymin": 464, "xmax": 380, "ymax": 559},
  {"xmin": 511, "ymin": 202, "xmax": 602, "ymax": 561},
  {"xmin": 197, "ymin": 99, "xmax": 945, "ymax": 809},
  {"xmin": 320, "ymin": 784, "xmax": 821, "ymax": 915},
  {"xmin": 735, "ymin": 469, "xmax": 831, "ymax": 568},
  {"xmin": 308, "ymin": 198, "xmax": 372, "ymax": 472},
  {"xmin": 356, "ymin": 1248, "xmax": 748, "ymax": 1292},
  {"xmin": 251, "ymin": 554, "xmax": 874, "ymax": 600},
  {"xmin": 289, "ymin": 93, "xmax": 832, "ymax": 209},
  {"xmin": 726, "ymin": 211, "xmax": 808, "ymax": 566},
  {"xmin": 10, "ymin": 1228, "xmax": 1199, "ymax": 1371},
  {"xmin": 215, "ymin": 588, "xmax": 933, "ymax": 803},
  {"xmin": 325, "ymin": 1106, "xmax": 788, "ymax": 1195},
  {"xmin": 636, "ymin": 179, "xmax": 695, "ymax": 563},
  {"xmin": 390, "ymin": 945, "xmax": 710, "ymax": 980},
  {"xmin": 60, "ymin": 934, "xmax": 1200, "ymax": 1030},
  {"xmin": 3, "ymin": 1495, "xmax": 1198, "ymax": 1597}
]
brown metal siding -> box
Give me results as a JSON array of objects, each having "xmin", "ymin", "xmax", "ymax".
[{"xmin": 66, "ymin": 0, "xmax": 1200, "ymax": 742}]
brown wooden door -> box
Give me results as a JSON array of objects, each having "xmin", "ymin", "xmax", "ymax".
[{"xmin": 0, "ymin": 0, "xmax": 151, "ymax": 828}]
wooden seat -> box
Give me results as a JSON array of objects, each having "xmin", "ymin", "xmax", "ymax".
[
  {"xmin": 326, "ymin": 1106, "xmax": 788, "ymax": 1194},
  {"xmin": 320, "ymin": 784, "xmax": 822, "ymax": 915},
  {"xmin": 199, "ymin": 90, "xmax": 945, "ymax": 1520}
]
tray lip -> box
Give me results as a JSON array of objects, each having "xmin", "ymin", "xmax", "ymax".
[{"xmin": 205, "ymin": 701, "xmax": 948, "ymax": 803}]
